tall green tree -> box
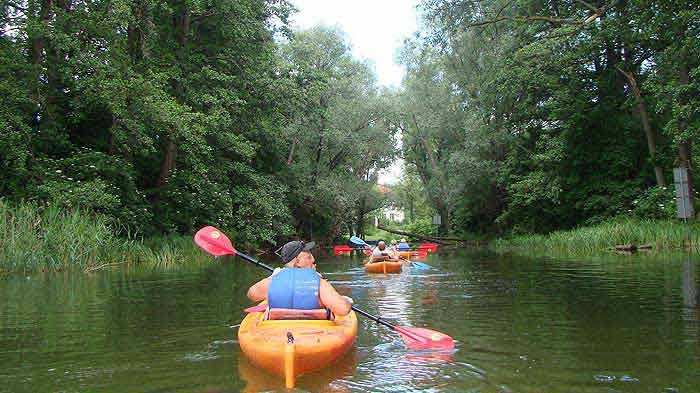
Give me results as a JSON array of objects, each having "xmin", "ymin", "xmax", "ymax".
[
  {"xmin": 401, "ymin": 0, "xmax": 700, "ymax": 235},
  {"xmin": 279, "ymin": 26, "xmax": 397, "ymax": 240}
]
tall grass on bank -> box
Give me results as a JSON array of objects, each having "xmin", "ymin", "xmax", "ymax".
[
  {"xmin": 0, "ymin": 200, "xmax": 212, "ymax": 272},
  {"xmin": 494, "ymin": 218, "xmax": 700, "ymax": 256},
  {"xmin": 137, "ymin": 236, "xmax": 212, "ymax": 267},
  {"xmin": 0, "ymin": 200, "xmax": 135, "ymax": 272}
]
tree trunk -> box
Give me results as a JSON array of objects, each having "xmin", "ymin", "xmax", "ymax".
[
  {"xmin": 107, "ymin": 114, "xmax": 117, "ymax": 155},
  {"xmin": 156, "ymin": 140, "xmax": 177, "ymax": 186},
  {"xmin": 287, "ymin": 137, "xmax": 297, "ymax": 165},
  {"xmin": 310, "ymin": 96, "xmax": 328, "ymax": 186},
  {"xmin": 437, "ymin": 204, "xmax": 449, "ymax": 236},
  {"xmin": 157, "ymin": 4, "xmax": 189, "ymax": 187},
  {"xmin": 28, "ymin": 0, "xmax": 53, "ymax": 102},
  {"xmin": 410, "ymin": 113, "xmax": 452, "ymax": 233},
  {"xmin": 376, "ymin": 224, "xmax": 452, "ymax": 245},
  {"xmin": 616, "ymin": 66, "xmax": 666, "ymax": 187}
]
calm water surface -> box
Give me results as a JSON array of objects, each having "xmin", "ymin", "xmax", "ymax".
[{"xmin": 1, "ymin": 250, "xmax": 699, "ymax": 392}]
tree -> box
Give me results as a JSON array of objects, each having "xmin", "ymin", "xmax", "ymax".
[{"xmin": 279, "ymin": 26, "xmax": 397, "ymax": 241}]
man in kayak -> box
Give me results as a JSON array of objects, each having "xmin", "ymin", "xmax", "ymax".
[
  {"xmin": 246, "ymin": 240, "xmax": 353, "ymax": 316},
  {"xmin": 371, "ymin": 241, "xmax": 390, "ymax": 257},
  {"xmin": 397, "ymin": 238, "xmax": 410, "ymax": 251}
]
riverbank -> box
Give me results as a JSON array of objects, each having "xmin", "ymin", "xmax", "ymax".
[
  {"xmin": 0, "ymin": 200, "xmax": 212, "ymax": 273},
  {"xmin": 493, "ymin": 218, "xmax": 700, "ymax": 256}
]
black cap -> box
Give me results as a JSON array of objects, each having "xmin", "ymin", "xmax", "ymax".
[{"xmin": 280, "ymin": 240, "xmax": 316, "ymax": 263}]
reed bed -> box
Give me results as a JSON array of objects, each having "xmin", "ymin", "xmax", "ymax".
[
  {"xmin": 494, "ymin": 218, "xmax": 700, "ymax": 256},
  {"xmin": 0, "ymin": 200, "xmax": 211, "ymax": 272},
  {"xmin": 137, "ymin": 236, "xmax": 212, "ymax": 267},
  {"xmin": 0, "ymin": 200, "xmax": 134, "ymax": 272}
]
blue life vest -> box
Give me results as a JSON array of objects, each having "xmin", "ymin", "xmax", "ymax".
[
  {"xmin": 397, "ymin": 242, "xmax": 410, "ymax": 251},
  {"xmin": 268, "ymin": 268, "xmax": 321, "ymax": 310}
]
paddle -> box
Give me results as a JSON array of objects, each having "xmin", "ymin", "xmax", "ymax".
[
  {"xmin": 349, "ymin": 236, "xmax": 431, "ymax": 270},
  {"xmin": 194, "ymin": 226, "xmax": 454, "ymax": 351}
]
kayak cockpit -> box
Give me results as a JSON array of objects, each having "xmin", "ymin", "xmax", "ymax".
[{"xmin": 266, "ymin": 308, "xmax": 331, "ymax": 321}]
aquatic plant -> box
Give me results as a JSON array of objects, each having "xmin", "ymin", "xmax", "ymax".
[
  {"xmin": 0, "ymin": 199, "xmax": 134, "ymax": 272},
  {"xmin": 494, "ymin": 217, "xmax": 700, "ymax": 256},
  {"xmin": 0, "ymin": 200, "xmax": 213, "ymax": 272},
  {"xmin": 137, "ymin": 236, "xmax": 212, "ymax": 267}
]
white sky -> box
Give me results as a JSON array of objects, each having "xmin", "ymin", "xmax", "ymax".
[{"xmin": 290, "ymin": 0, "xmax": 419, "ymax": 184}]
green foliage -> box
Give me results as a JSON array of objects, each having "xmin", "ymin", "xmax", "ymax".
[
  {"xmin": 1, "ymin": 1, "xmax": 398, "ymax": 246},
  {"xmin": 631, "ymin": 186, "xmax": 677, "ymax": 220},
  {"xmin": 404, "ymin": 218, "xmax": 438, "ymax": 240},
  {"xmin": 400, "ymin": 0, "xmax": 700, "ymax": 237},
  {"xmin": 278, "ymin": 26, "xmax": 398, "ymax": 240}
]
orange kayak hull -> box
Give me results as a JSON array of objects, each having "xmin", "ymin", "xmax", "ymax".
[
  {"xmin": 364, "ymin": 260, "xmax": 403, "ymax": 274},
  {"xmin": 238, "ymin": 308, "xmax": 358, "ymax": 379}
]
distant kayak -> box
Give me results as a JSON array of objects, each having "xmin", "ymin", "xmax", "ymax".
[
  {"xmin": 397, "ymin": 250, "xmax": 429, "ymax": 259},
  {"xmin": 364, "ymin": 257, "xmax": 403, "ymax": 274},
  {"xmin": 238, "ymin": 304, "xmax": 357, "ymax": 388}
]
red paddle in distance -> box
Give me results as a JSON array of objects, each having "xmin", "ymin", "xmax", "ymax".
[{"xmin": 194, "ymin": 226, "xmax": 455, "ymax": 351}]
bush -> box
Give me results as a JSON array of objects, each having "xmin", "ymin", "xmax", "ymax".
[
  {"xmin": 631, "ymin": 186, "xmax": 676, "ymax": 219},
  {"xmin": 404, "ymin": 218, "xmax": 437, "ymax": 240}
]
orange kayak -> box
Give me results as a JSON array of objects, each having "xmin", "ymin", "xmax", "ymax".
[
  {"xmin": 364, "ymin": 258, "xmax": 403, "ymax": 274},
  {"xmin": 238, "ymin": 305, "xmax": 358, "ymax": 388}
]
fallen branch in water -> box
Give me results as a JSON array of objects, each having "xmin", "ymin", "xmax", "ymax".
[{"xmin": 84, "ymin": 262, "xmax": 124, "ymax": 273}]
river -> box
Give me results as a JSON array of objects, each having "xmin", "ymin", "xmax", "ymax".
[{"xmin": 1, "ymin": 250, "xmax": 698, "ymax": 392}]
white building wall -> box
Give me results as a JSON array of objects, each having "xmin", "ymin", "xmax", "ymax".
[{"xmin": 382, "ymin": 208, "xmax": 405, "ymax": 223}]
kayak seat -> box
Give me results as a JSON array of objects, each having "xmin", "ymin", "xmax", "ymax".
[{"xmin": 267, "ymin": 308, "xmax": 331, "ymax": 320}]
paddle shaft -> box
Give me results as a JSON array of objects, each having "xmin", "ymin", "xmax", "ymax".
[
  {"xmin": 236, "ymin": 251, "xmax": 274, "ymax": 273},
  {"xmin": 350, "ymin": 305, "xmax": 397, "ymax": 330}
]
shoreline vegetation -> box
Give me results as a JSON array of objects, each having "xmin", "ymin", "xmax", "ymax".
[
  {"xmin": 493, "ymin": 218, "xmax": 700, "ymax": 256},
  {"xmin": 0, "ymin": 200, "xmax": 211, "ymax": 273},
  {"xmin": 5, "ymin": 200, "xmax": 700, "ymax": 274}
]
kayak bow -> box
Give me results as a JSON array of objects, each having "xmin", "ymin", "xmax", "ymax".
[{"xmin": 238, "ymin": 304, "xmax": 358, "ymax": 388}]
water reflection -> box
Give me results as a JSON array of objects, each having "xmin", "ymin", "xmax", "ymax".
[
  {"xmin": 682, "ymin": 259, "xmax": 699, "ymax": 349},
  {"xmin": 0, "ymin": 250, "xmax": 699, "ymax": 392}
]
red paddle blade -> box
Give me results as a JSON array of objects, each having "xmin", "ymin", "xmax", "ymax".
[
  {"xmin": 363, "ymin": 249, "xmax": 372, "ymax": 256},
  {"xmin": 418, "ymin": 243, "xmax": 438, "ymax": 253},
  {"xmin": 333, "ymin": 245, "xmax": 354, "ymax": 255},
  {"xmin": 194, "ymin": 226, "xmax": 237, "ymax": 256},
  {"xmin": 395, "ymin": 327, "xmax": 455, "ymax": 350},
  {"xmin": 412, "ymin": 251, "xmax": 428, "ymax": 257}
]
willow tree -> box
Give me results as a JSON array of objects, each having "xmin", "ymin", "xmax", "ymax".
[
  {"xmin": 279, "ymin": 26, "xmax": 397, "ymax": 240},
  {"xmin": 398, "ymin": 43, "xmax": 464, "ymax": 235},
  {"xmin": 404, "ymin": 0, "xmax": 697, "ymax": 234}
]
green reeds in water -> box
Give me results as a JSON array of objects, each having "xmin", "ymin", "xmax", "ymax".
[
  {"xmin": 0, "ymin": 200, "xmax": 133, "ymax": 272},
  {"xmin": 137, "ymin": 236, "xmax": 212, "ymax": 267},
  {"xmin": 0, "ymin": 200, "xmax": 213, "ymax": 272},
  {"xmin": 494, "ymin": 217, "xmax": 700, "ymax": 256}
]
